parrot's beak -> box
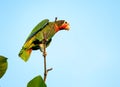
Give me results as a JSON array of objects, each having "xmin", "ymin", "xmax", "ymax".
[
  {"xmin": 63, "ymin": 22, "xmax": 70, "ymax": 30},
  {"xmin": 58, "ymin": 21, "xmax": 70, "ymax": 31},
  {"xmin": 65, "ymin": 23, "xmax": 70, "ymax": 30}
]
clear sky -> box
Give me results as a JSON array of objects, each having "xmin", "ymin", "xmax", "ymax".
[{"xmin": 0, "ymin": 0, "xmax": 120, "ymax": 87}]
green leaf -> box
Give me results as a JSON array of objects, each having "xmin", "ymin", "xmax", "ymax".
[
  {"xmin": 27, "ymin": 75, "xmax": 47, "ymax": 87},
  {"xmin": 0, "ymin": 55, "xmax": 8, "ymax": 78}
]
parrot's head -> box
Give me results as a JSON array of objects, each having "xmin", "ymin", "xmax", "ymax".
[{"xmin": 55, "ymin": 20, "xmax": 70, "ymax": 32}]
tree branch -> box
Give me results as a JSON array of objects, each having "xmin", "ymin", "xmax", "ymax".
[{"xmin": 42, "ymin": 32, "xmax": 52, "ymax": 82}]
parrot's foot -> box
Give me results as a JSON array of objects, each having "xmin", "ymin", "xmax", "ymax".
[{"xmin": 43, "ymin": 51, "xmax": 47, "ymax": 57}]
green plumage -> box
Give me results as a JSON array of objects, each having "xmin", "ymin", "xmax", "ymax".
[
  {"xmin": 19, "ymin": 19, "xmax": 58, "ymax": 61},
  {"xmin": 0, "ymin": 55, "xmax": 8, "ymax": 78}
]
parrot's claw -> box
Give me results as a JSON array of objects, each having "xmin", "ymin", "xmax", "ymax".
[{"xmin": 43, "ymin": 52, "xmax": 47, "ymax": 57}]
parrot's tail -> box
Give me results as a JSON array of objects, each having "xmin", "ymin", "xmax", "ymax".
[{"xmin": 18, "ymin": 48, "xmax": 32, "ymax": 62}]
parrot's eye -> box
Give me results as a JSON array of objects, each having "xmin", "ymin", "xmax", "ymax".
[{"xmin": 65, "ymin": 22, "xmax": 67, "ymax": 24}]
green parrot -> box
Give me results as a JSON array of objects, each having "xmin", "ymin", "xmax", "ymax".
[{"xmin": 19, "ymin": 18, "xmax": 70, "ymax": 62}]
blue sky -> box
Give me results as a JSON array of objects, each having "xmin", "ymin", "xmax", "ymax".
[{"xmin": 0, "ymin": 0, "xmax": 120, "ymax": 87}]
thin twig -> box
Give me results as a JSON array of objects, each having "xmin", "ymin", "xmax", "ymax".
[
  {"xmin": 42, "ymin": 32, "xmax": 53, "ymax": 82},
  {"xmin": 43, "ymin": 32, "xmax": 47, "ymax": 82},
  {"xmin": 55, "ymin": 17, "xmax": 57, "ymax": 22},
  {"xmin": 47, "ymin": 68, "xmax": 53, "ymax": 72}
]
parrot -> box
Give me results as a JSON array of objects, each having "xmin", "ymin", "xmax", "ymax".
[{"xmin": 18, "ymin": 18, "xmax": 70, "ymax": 62}]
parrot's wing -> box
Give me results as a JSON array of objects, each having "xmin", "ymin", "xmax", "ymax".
[{"xmin": 26, "ymin": 19, "xmax": 49, "ymax": 42}]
